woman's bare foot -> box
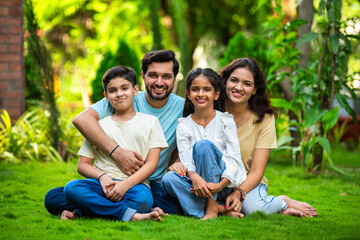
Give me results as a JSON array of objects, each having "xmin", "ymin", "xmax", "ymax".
[
  {"xmin": 131, "ymin": 211, "xmax": 162, "ymax": 221},
  {"xmin": 281, "ymin": 207, "xmax": 303, "ymax": 217},
  {"xmin": 225, "ymin": 211, "xmax": 244, "ymax": 218},
  {"xmin": 60, "ymin": 210, "xmax": 76, "ymax": 220},
  {"xmin": 279, "ymin": 195, "xmax": 318, "ymax": 217}
]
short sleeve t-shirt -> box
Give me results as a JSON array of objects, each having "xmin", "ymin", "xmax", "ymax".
[
  {"xmin": 90, "ymin": 91, "xmax": 185, "ymax": 181},
  {"xmin": 78, "ymin": 112, "xmax": 168, "ymax": 187},
  {"xmin": 237, "ymin": 113, "xmax": 277, "ymax": 187}
]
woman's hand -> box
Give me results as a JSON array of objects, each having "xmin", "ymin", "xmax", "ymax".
[
  {"xmin": 169, "ymin": 162, "xmax": 187, "ymax": 177},
  {"xmin": 225, "ymin": 191, "xmax": 242, "ymax": 213},
  {"xmin": 189, "ymin": 173, "xmax": 213, "ymax": 198}
]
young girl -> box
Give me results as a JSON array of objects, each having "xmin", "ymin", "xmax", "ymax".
[{"xmin": 162, "ymin": 68, "xmax": 247, "ymax": 219}]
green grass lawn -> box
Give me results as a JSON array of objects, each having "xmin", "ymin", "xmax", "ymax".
[{"xmin": 1, "ymin": 148, "xmax": 360, "ymax": 240}]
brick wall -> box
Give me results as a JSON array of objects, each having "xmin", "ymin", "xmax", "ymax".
[{"xmin": 0, "ymin": 0, "xmax": 25, "ymax": 120}]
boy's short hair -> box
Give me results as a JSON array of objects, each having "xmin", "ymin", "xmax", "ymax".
[
  {"xmin": 102, "ymin": 66, "xmax": 137, "ymax": 92},
  {"xmin": 141, "ymin": 50, "xmax": 179, "ymax": 78}
]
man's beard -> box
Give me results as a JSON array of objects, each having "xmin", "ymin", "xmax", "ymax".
[{"xmin": 145, "ymin": 85, "xmax": 173, "ymax": 101}]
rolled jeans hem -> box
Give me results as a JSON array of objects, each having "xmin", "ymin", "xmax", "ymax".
[{"xmin": 121, "ymin": 208, "xmax": 137, "ymax": 222}]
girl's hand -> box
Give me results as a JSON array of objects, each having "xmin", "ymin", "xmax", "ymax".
[
  {"xmin": 225, "ymin": 191, "xmax": 242, "ymax": 213},
  {"xmin": 107, "ymin": 181, "xmax": 129, "ymax": 202},
  {"xmin": 189, "ymin": 173, "xmax": 213, "ymax": 198},
  {"xmin": 99, "ymin": 174, "xmax": 115, "ymax": 196},
  {"xmin": 169, "ymin": 162, "xmax": 187, "ymax": 177},
  {"xmin": 207, "ymin": 182, "xmax": 224, "ymax": 194}
]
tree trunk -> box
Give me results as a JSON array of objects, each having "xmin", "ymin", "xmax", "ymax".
[{"xmin": 297, "ymin": 0, "xmax": 314, "ymax": 68}]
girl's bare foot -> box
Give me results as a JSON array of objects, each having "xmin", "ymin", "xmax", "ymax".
[
  {"xmin": 201, "ymin": 209, "xmax": 218, "ymax": 220},
  {"xmin": 279, "ymin": 195, "xmax": 318, "ymax": 217},
  {"xmin": 281, "ymin": 207, "xmax": 303, "ymax": 217},
  {"xmin": 60, "ymin": 210, "xmax": 75, "ymax": 220},
  {"xmin": 131, "ymin": 211, "xmax": 162, "ymax": 221}
]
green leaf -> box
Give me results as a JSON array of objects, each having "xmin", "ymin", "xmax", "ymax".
[
  {"xmin": 289, "ymin": 19, "xmax": 308, "ymax": 29},
  {"xmin": 321, "ymin": 107, "xmax": 339, "ymax": 133},
  {"xmin": 315, "ymin": 136, "xmax": 331, "ymax": 155},
  {"xmin": 303, "ymin": 102, "xmax": 321, "ymax": 127},
  {"xmin": 277, "ymin": 136, "xmax": 294, "ymax": 148},
  {"xmin": 335, "ymin": 93, "xmax": 357, "ymax": 122},
  {"xmin": 296, "ymin": 32, "xmax": 318, "ymax": 48},
  {"xmin": 271, "ymin": 98, "xmax": 294, "ymax": 112},
  {"xmin": 328, "ymin": 34, "xmax": 339, "ymax": 53},
  {"xmin": 318, "ymin": 0, "xmax": 326, "ymax": 16}
]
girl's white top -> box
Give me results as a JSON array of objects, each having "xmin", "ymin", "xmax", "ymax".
[{"xmin": 176, "ymin": 111, "xmax": 247, "ymax": 187}]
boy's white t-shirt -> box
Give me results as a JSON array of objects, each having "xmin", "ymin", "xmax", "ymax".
[{"xmin": 78, "ymin": 112, "xmax": 168, "ymax": 187}]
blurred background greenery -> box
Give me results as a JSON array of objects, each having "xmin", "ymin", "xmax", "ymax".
[{"xmin": 1, "ymin": 0, "xmax": 359, "ymax": 174}]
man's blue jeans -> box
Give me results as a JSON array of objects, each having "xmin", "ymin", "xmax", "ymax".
[
  {"xmin": 45, "ymin": 178, "xmax": 152, "ymax": 221},
  {"xmin": 162, "ymin": 139, "xmax": 228, "ymax": 218}
]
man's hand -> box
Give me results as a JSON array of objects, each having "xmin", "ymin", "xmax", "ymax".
[
  {"xmin": 207, "ymin": 182, "xmax": 224, "ymax": 194},
  {"xmin": 112, "ymin": 148, "xmax": 144, "ymax": 176},
  {"xmin": 169, "ymin": 162, "xmax": 187, "ymax": 176}
]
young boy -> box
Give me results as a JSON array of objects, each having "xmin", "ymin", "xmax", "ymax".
[{"xmin": 60, "ymin": 66, "xmax": 168, "ymax": 222}]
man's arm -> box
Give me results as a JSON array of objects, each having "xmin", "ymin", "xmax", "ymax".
[{"xmin": 72, "ymin": 108, "xmax": 144, "ymax": 175}]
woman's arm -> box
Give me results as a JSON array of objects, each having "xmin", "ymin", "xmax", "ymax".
[
  {"xmin": 73, "ymin": 108, "xmax": 144, "ymax": 176},
  {"xmin": 106, "ymin": 148, "xmax": 161, "ymax": 202}
]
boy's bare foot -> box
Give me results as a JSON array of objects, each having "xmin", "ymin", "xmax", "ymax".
[
  {"xmin": 60, "ymin": 210, "xmax": 76, "ymax": 220},
  {"xmin": 131, "ymin": 211, "xmax": 162, "ymax": 221},
  {"xmin": 281, "ymin": 207, "xmax": 303, "ymax": 217},
  {"xmin": 279, "ymin": 195, "xmax": 318, "ymax": 217},
  {"xmin": 151, "ymin": 207, "xmax": 169, "ymax": 216},
  {"xmin": 201, "ymin": 209, "xmax": 218, "ymax": 220}
]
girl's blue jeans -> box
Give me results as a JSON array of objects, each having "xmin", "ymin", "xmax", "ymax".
[
  {"xmin": 162, "ymin": 139, "xmax": 229, "ymax": 218},
  {"xmin": 45, "ymin": 178, "xmax": 152, "ymax": 222}
]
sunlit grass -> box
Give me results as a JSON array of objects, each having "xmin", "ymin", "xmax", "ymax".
[{"xmin": 0, "ymin": 148, "xmax": 359, "ymax": 240}]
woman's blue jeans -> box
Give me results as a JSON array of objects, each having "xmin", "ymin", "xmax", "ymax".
[
  {"xmin": 162, "ymin": 139, "xmax": 228, "ymax": 218},
  {"xmin": 241, "ymin": 183, "xmax": 287, "ymax": 215},
  {"xmin": 45, "ymin": 178, "xmax": 152, "ymax": 222}
]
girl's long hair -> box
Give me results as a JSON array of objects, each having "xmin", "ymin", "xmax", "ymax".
[
  {"xmin": 220, "ymin": 57, "xmax": 274, "ymax": 124},
  {"xmin": 183, "ymin": 68, "xmax": 226, "ymax": 117}
]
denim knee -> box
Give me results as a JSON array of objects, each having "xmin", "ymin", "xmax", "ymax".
[
  {"xmin": 44, "ymin": 187, "xmax": 64, "ymax": 215},
  {"xmin": 132, "ymin": 187, "xmax": 153, "ymax": 213},
  {"xmin": 161, "ymin": 171, "xmax": 178, "ymax": 190},
  {"xmin": 64, "ymin": 179, "xmax": 83, "ymax": 201},
  {"xmin": 193, "ymin": 139, "xmax": 213, "ymax": 162}
]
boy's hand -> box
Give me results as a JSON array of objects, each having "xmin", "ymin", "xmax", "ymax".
[
  {"xmin": 112, "ymin": 148, "xmax": 144, "ymax": 176},
  {"xmin": 99, "ymin": 174, "xmax": 115, "ymax": 196},
  {"xmin": 189, "ymin": 173, "xmax": 213, "ymax": 199},
  {"xmin": 107, "ymin": 181, "xmax": 129, "ymax": 202},
  {"xmin": 169, "ymin": 162, "xmax": 187, "ymax": 176}
]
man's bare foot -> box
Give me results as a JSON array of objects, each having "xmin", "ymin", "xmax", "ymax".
[
  {"xmin": 279, "ymin": 195, "xmax": 318, "ymax": 217},
  {"xmin": 281, "ymin": 207, "xmax": 303, "ymax": 217},
  {"xmin": 60, "ymin": 210, "xmax": 75, "ymax": 220},
  {"xmin": 151, "ymin": 207, "xmax": 169, "ymax": 216},
  {"xmin": 201, "ymin": 209, "xmax": 218, "ymax": 220},
  {"xmin": 131, "ymin": 211, "xmax": 162, "ymax": 221}
]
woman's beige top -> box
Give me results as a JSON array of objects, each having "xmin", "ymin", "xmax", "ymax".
[{"xmin": 237, "ymin": 113, "xmax": 277, "ymax": 187}]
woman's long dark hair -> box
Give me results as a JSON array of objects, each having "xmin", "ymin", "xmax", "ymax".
[
  {"xmin": 220, "ymin": 57, "xmax": 274, "ymax": 124},
  {"xmin": 183, "ymin": 68, "xmax": 226, "ymax": 117}
]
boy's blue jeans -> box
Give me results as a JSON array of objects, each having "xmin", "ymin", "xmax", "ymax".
[
  {"xmin": 45, "ymin": 180, "xmax": 183, "ymax": 218},
  {"xmin": 162, "ymin": 139, "xmax": 228, "ymax": 218},
  {"xmin": 45, "ymin": 178, "xmax": 152, "ymax": 221}
]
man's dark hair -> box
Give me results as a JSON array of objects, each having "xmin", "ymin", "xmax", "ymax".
[
  {"xmin": 102, "ymin": 66, "xmax": 137, "ymax": 92},
  {"xmin": 141, "ymin": 50, "xmax": 179, "ymax": 77}
]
